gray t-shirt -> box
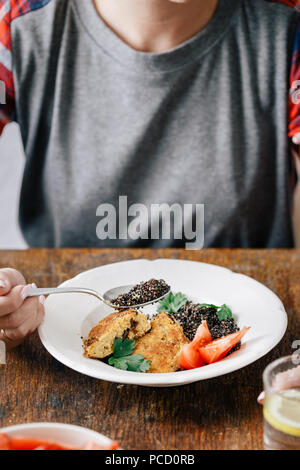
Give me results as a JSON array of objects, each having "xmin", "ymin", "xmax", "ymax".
[{"xmin": 1, "ymin": 0, "xmax": 299, "ymax": 247}]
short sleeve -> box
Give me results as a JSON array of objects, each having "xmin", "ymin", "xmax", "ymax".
[
  {"xmin": 0, "ymin": 0, "xmax": 53, "ymax": 135},
  {"xmin": 0, "ymin": 0, "xmax": 15, "ymax": 135},
  {"xmin": 270, "ymin": 2, "xmax": 300, "ymax": 143},
  {"xmin": 289, "ymin": 20, "xmax": 300, "ymax": 142}
]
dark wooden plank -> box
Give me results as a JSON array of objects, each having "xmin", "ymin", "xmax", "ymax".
[{"xmin": 0, "ymin": 249, "xmax": 299, "ymax": 450}]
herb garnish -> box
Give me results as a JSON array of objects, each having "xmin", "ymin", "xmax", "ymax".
[
  {"xmin": 157, "ymin": 291, "xmax": 233, "ymax": 322},
  {"xmin": 108, "ymin": 338, "xmax": 150, "ymax": 373},
  {"xmin": 157, "ymin": 292, "xmax": 188, "ymax": 314},
  {"xmin": 198, "ymin": 303, "xmax": 233, "ymax": 321},
  {"xmin": 111, "ymin": 337, "xmax": 135, "ymax": 357}
]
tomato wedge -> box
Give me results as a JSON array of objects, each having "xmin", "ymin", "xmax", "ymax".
[
  {"xmin": 0, "ymin": 433, "xmax": 11, "ymax": 450},
  {"xmin": 180, "ymin": 322, "xmax": 250, "ymax": 370},
  {"xmin": 179, "ymin": 321, "xmax": 212, "ymax": 370},
  {"xmin": 8, "ymin": 437, "xmax": 75, "ymax": 450},
  {"xmin": 198, "ymin": 327, "xmax": 250, "ymax": 364},
  {"xmin": 180, "ymin": 343, "xmax": 204, "ymax": 370},
  {"xmin": 192, "ymin": 321, "xmax": 212, "ymax": 348}
]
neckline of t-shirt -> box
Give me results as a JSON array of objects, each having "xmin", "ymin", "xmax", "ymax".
[{"xmin": 74, "ymin": 0, "xmax": 240, "ymax": 74}]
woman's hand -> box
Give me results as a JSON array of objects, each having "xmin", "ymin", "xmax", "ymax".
[{"xmin": 0, "ymin": 268, "xmax": 45, "ymax": 349}]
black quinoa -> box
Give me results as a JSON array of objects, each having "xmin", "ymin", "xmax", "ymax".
[
  {"xmin": 173, "ymin": 302, "xmax": 241, "ymax": 353},
  {"xmin": 112, "ymin": 279, "xmax": 169, "ymax": 307}
]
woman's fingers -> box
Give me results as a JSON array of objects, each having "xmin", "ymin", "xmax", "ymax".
[
  {"xmin": 0, "ymin": 285, "xmax": 32, "ymax": 317},
  {"xmin": 0, "ymin": 271, "xmax": 13, "ymax": 295},
  {"xmin": 1, "ymin": 297, "xmax": 45, "ymax": 343},
  {"xmin": 0, "ymin": 272, "xmax": 44, "ymax": 349},
  {"xmin": 0, "ymin": 269, "xmax": 26, "ymax": 295},
  {"xmin": 0, "ymin": 294, "xmax": 39, "ymax": 329},
  {"xmin": 0, "ymin": 285, "xmax": 28, "ymax": 317}
]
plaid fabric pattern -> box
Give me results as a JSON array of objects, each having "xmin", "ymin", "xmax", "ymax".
[
  {"xmin": 0, "ymin": 0, "xmax": 50, "ymax": 133},
  {"xmin": 269, "ymin": 1, "xmax": 300, "ymax": 139},
  {"xmin": 289, "ymin": 17, "xmax": 300, "ymax": 140},
  {"xmin": 271, "ymin": 0, "xmax": 300, "ymax": 12}
]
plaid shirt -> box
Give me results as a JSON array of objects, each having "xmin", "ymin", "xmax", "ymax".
[{"xmin": 0, "ymin": 0, "xmax": 300, "ymax": 141}]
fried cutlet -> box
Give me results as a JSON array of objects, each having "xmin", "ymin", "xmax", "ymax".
[
  {"xmin": 134, "ymin": 313, "xmax": 189, "ymax": 373},
  {"xmin": 84, "ymin": 309, "xmax": 151, "ymax": 359}
]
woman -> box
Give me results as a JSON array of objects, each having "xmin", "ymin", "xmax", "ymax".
[{"xmin": 0, "ymin": 0, "xmax": 299, "ymax": 346}]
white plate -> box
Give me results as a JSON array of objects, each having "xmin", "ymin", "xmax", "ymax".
[
  {"xmin": 0, "ymin": 422, "xmax": 116, "ymax": 449},
  {"xmin": 39, "ymin": 259, "xmax": 287, "ymax": 387}
]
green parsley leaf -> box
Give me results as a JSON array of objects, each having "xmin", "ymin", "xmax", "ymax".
[
  {"xmin": 216, "ymin": 304, "xmax": 233, "ymax": 321},
  {"xmin": 158, "ymin": 294, "xmax": 233, "ymax": 322},
  {"xmin": 197, "ymin": 303, "xmax": 233, "ymax": 321},
  {"xmin": 198, "ymin": 303, "xmax": 219, "ymax": 309},
  {"xmin": 113, "ymin": 337, "xmax": 135, "ymax": 358},
  {"xmin": 108, "ymin": 338, "xmax": 150, "ymax": 373},
  {"xmin": 157, "ymin": 292, "xmax": 187, "ymax": 314},
  {"xmin": 108, "ymin": 356, "xmax": 129, "ymax": 370},
  {"xmin": 108, "ymin": 354, "xmax": 150, "ymax": 372}
]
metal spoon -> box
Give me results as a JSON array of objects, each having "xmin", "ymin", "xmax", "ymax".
[{"xmin": 26, "ymin": 284, "xmax": 170, "ymax": 310}]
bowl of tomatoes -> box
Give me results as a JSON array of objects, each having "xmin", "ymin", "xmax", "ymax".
[{"xmin": 0, "ymin": 422, "xmax": 119, "ymax": 450}]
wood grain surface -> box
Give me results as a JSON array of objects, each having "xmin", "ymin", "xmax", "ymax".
[{"xmin": 0, "ymin": 248, "xmax": 299, "ymax": 450}]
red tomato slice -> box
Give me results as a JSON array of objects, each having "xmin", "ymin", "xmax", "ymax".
[
  {"xmin": 198, "ymin": 327, "xmax": 250, "ymax": 364},
  {"xmin": 192, "ymin": 321, "xmax": 212, "ymax": 348},
  {"xmin": 9, "ymin": 437, "xmax": 47, "ymax": 450},
  {"xmin": 1, "ymin": 433, "xmax": 120, "ymax": 451},
  {"xmin": 180, "ymin": 343, "xmax": 204, "ymax": 370},
  {"xmin": 8, "ymin": 436, "xmax": 77, "ymax": 450},
  {"xmin": 0, "ymin": 433, "xmax": 11, "ymax": 450},
  {"xmin": 9, "ymin": 437, "xmax": 61, "ymax": 450},
  {"xmin": 179, "ymin": 321, "xmax": 212, "ymax": 370}
]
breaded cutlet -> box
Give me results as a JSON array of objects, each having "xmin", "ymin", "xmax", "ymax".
[
  {"xmin": 84, "ymin": 309, "xmax": 151, "ymax": 359},
  {"xmin": 134, "ymin": 313, "xmax": 189, "ymax": 373}
]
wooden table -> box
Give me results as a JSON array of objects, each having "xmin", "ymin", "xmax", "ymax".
[{"xmin": 0, "ymin": 248, "xmax": 299, "ymax": 450}]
